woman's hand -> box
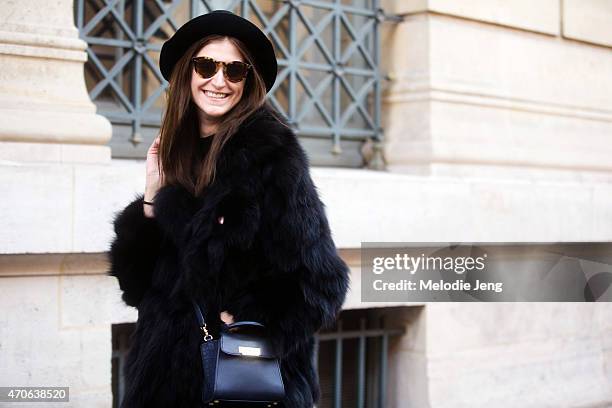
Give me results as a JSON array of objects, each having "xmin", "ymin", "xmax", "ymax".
[
  {"xmin": 144, "ymin": 135, "xmax": 163, "ymax": 218},
  {"xmin": 220, "ymin": 310, "xmax": 234, "ymax": 324}
]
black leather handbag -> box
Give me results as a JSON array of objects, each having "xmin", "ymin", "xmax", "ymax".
[{"xmin": 192, "ymin": 300, "xmax": 285, "ymax": 407}]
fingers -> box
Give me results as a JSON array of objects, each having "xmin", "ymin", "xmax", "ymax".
[
  {"xmin": 148, "ymin": 135, "xmax": 160, "ymax": 155},
  {"xmin": 220, "ymin": 311, "xmax": 234, "ymax": 324}
]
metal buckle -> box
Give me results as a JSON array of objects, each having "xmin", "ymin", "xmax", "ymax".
[
  {"xmin": 238, "ymin": 346, "xmax": 261, "ymax": 356},
  {"xmin": 201, "ymin": 324, "xmax": 213, "ymax": 342}
]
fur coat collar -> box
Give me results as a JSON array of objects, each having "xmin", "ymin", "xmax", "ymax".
[{"xmin": 109, "ymin": 103, "xmax": 350, "ymax": 408}]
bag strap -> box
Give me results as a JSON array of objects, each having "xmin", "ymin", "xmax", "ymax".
[
  {"xmin": 192, "ymin": 299, "xmax": 213, "ymax": 341},
  {"xmin": 191, "ymin": 299, "xmax": 206, "ymax": 326}
]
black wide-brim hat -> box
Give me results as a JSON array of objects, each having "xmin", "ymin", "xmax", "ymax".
[{"xmin": 160, "ymin": 10, "xmax": 278, "ymax": 92}]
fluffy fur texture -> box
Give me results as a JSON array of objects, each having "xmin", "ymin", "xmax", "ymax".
[{"xmin": 108, "ymin": 105, "xmax": 350, "ymax": 408}]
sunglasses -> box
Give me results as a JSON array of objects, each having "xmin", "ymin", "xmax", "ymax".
[{"xmin": 191, "ymin": 56, "xmax": 252, "ymax": 83}]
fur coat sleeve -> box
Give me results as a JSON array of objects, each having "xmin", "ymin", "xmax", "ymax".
[{"xmin": 108, "ymin": 195, "xmax": 164, "ymax": 307}]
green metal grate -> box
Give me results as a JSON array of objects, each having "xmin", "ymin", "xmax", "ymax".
[{"xmin": 75, "ymin": 0, "xmax": 398, "ymax": 167}]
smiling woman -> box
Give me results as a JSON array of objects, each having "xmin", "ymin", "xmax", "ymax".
[
  {"xmin": 155, "ymin": 31, "xmax": 269, "ymax": 197},
  {"xmin": 190, "ymin": 38, "xmax": 248, "ymax": 136},
  {"xmin": 107, "ymin": 9, "xmax": 349, "ymax": 408}
]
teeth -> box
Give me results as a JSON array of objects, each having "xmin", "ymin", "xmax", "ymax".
[{"xmin": 204, "ymin": 90, "xmax": 229, "ymax": 99}]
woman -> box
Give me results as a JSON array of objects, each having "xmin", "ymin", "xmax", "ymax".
[{"xmin": 108, "ymin": 9, "xmax": 350, "ymax": 408}]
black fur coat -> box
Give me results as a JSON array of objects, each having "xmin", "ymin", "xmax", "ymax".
[{"xmin": 108, "ymin": 105, "xmax": 350, "ymax": 408}]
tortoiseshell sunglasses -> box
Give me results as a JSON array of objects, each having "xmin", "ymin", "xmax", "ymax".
[{"xmin": 191, "ymin": 56, "xmax": 252, "ymax": 83}]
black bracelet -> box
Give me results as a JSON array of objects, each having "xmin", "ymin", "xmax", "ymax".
[{"xmin": 143, "ymin": 200, "xmax": 154, "ymax": 206}]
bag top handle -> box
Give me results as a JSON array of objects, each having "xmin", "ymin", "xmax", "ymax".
[{"xmin": 191, "ymin": 299, "xmax": 266, "ymax": 340}]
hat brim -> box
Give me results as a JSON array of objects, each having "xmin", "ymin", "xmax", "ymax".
[{"xmin": 159, "ymin": 10, "xmax": 277, "ymax": 93}]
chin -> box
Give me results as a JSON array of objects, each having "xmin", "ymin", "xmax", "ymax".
[
  {"xmin": 203, "ymin": 107, "xmax": 228, "ymax": 118},
  {"xmin": 195, "ymin": 104, "xmax": 227, "ymax": 119}
]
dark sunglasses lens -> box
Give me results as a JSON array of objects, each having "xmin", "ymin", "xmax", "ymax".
[
  {"xmin": 195, "ymin": 59, "xmax": 217, "ymax": 78},
  {"xmin": 226, "ymin": 62, "xmax": 248, "ymax": 82}
]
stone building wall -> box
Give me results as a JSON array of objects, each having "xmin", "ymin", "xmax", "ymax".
[{"xmin": 0, "ymin": 1, "xmax": 611, "ymax": 407}]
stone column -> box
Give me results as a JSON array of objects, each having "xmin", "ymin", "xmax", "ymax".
[{"xmin": 0, "ymin": 0, "xmax": 111, "ymax": 163}]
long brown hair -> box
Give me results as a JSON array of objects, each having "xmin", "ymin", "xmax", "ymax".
[{"xmin": 157, "ymin": 34, "xmax": 268, "ymax": 196}]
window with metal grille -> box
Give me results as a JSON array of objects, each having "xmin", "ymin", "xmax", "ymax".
[
  {"xmin": 111, "ymin": 323, "xmax": 135, "ymax": 408},
  {"xmin": 316, "ymin": 307, "xmax": 405, "ymax": 408},
  {"xmin": 110, "ymin": 308, "xmax": 406, "ymax": 407},
  {"xmin": 75, "ymin": 0, "xmax": 390, "ymax": 168}
]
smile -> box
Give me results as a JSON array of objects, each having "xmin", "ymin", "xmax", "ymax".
[{"xmin": 204, "ymin": 90, "xmax": 230, "ymax": 99}]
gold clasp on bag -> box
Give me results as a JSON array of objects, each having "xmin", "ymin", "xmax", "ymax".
[
  {"xmin": 201, "ymin": 324, "xmax": 213, "ymax": 341},
  {"xmin": 238, "ymin": 346, "xmax": 261, "ymax": 356}
]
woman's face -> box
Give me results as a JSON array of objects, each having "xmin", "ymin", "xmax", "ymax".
[{"xmin": 190, "ymin": 38, "xmax": 246, "ymax": 124}]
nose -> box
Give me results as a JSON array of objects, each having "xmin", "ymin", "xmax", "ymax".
[{"xmin": 211, "ymin": 66, "xmax": 227, "ymax": 88}]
